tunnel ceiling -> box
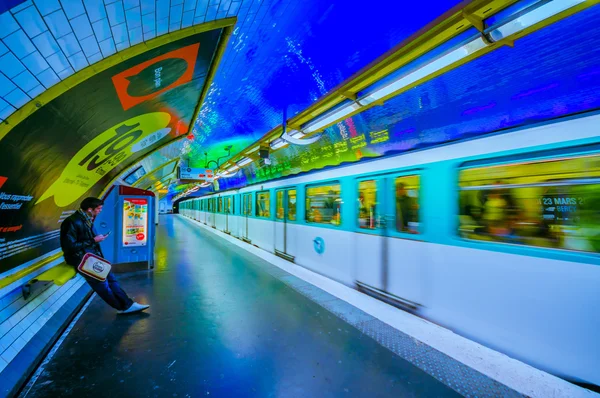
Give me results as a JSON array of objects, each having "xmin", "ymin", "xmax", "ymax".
[{"xmin": 1, "ymin": 0, "xmax": 600, "ymax": 275}]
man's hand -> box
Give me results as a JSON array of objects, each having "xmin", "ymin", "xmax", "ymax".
[{"xmin": 94, "ymin": 235, "xmax": 106, "ymax": 243}]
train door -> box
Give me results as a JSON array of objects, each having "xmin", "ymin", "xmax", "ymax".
[
  {"xmin": 224, "ymin": 196, "xmax": 231, "ymax": 234},
  {"xmin": 274, "ymin": 188, "xmax": 296, "ymax": 262},
  {"xmin": 241, "ymin": 193, "xmax": 252, "ymax": 243},
  {"xmin": 211, "ymin": 198, "xmax": 217, "ymax": 228},
  {"xmin": 356, "ymin": 173, "xmax": 423, "ymax": 309}
]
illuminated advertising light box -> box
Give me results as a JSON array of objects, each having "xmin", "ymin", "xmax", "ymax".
[
  {"xmin": 178, "ymin": 167, "xmax": 214, "ymax": 182},
  {"xmin": 122, "ymin": 198, "xmax": 148, "ymax": 247}
]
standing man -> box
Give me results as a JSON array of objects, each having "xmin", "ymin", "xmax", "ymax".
[{"xmin": 60, "ymin": 197, "xmax": 149, "ymax": 314}]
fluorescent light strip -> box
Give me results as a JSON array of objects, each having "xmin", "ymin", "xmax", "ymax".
[
  {"xmin": 304, "ymin": 102, "xmax": 362, "ymax": 134},
  {"xmin": 226, "ymin": 164, "xmax": 240, "ymax": 173},
  {"xmin": 488, "ymin": 0, "xmax": 585, "ymax": 41},
  {"xmin": 288, "ymin": 130, "xmax": 305, "ymax": 139},
  {"xmin": 237, "ymin": 157, "xmax": 253, "ymax": 167},
  {"xmin": 361, "ymin": 37, "xmax": 487, "ymax": 105},
  {"xmin": 270, "ymin": 138, "xmax": 289, "ymax": 150}
]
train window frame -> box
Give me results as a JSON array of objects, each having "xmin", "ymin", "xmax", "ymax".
[
  {"xmin": 457, "ymin": 151, "xmax": 600, "ymax": 256},
  {"xmin": 255, "ymin": 190, "xmax": 271, "ymax": 218},
  {"xmin": 305, "ymin": 181, "xmax": 342, "ymax": 226},
  {"xmin": 275, "ymin": 188, "xmax": 297, "ymax": 222},
  {"xmin": 218, "ymin": 197, "xmax": 223, "ymax": 213},
  {"xmin": 242, "ymin": 193, "xmax": 253, "ymax": 216}
]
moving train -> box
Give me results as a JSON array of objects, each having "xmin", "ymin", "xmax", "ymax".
[{"xmin": 180, "ymin": 112, "xmax": 600, "ymax": 388}]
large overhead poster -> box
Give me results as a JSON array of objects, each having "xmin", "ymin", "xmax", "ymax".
[{"xmin": 0, "ymin": 28, "xmax": 226, "ymax": 274}]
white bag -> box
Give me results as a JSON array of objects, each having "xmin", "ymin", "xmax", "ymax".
[{"xmin": 78, "ymin": 253, "xmax": 112, "ymax": 281}]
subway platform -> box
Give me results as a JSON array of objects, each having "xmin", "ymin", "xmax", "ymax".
[{"xmin": 17, "ymin": 215, "xmax": 595, "ymax": 398}]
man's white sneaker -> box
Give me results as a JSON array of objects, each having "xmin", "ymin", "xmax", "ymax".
[{"xmin": 119, "ymin": 302, "xmax": 149, "ymax": 314}]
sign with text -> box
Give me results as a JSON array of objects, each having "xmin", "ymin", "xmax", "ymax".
[
  {"xmin": 178, "ymin": 167, "xmax": 214, "ymax": 182},
  {"xmin": 122, "ymin": 198, "xmax": 148, "ymax": 247}
]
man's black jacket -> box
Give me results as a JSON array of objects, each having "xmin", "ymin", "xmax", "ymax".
[{"xmin": 60, "ymin": 211, "xmax": 103, "ymax": 266}]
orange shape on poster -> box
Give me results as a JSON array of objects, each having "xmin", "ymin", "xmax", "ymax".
[{"xmin": 112, "ymin": 43, "xmax": 201, "ymax": 111}]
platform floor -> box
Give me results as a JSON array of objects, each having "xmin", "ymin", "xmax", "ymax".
[{"xmin": 20, "ymin": 215, "xmax": 519, "ymax": 397}]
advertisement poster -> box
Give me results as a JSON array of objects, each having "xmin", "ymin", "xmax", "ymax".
[
  {"xmin": 123, "ymin": 199, "xmax": 148, "ymax": 247},
  {"xmin": 0, "ymin": 26, "xmax": 229, "ymax": 275}
]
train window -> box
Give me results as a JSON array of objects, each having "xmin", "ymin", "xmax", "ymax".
[
  {"xmin": 243, "ymin": 194, "xmax": 252, "ymax": 215},
  {"xmin": 395, "ymin": 175, "xmax": 420, "ymax": 234},
  {"xmin": 218, "ymin": 197, "xmax": 223, "ymax": 213},
  {"xmin": 458, "ymin": 153, "xmax": 600, "ymax": 253},
  {"xmin": 358, "ymin": 180, "xmax": 377, "ymax": 229},
  {"xmin": 306, "ymin": 183, "xmax": 341, "ymax": 225},
  {"xmin": 256, "ymin": 191, "xmax": 270, "ymax": 218},
  {"xmin": 276, "ymin": 191, "xmax": 284, "ymax": 219},
  {"xmin": 224, "ymin": 197, "xmax": 231, "ymax": 214},
  {"xmin": 288, "ymin": 189, "xmax": 297, "ymax": 221}
]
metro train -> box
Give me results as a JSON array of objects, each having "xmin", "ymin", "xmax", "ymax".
[{"xmin": 180, "ymin": 112, "xmax": 600, "ymax": 388}]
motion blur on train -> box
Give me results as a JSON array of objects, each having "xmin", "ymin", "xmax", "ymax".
[{"xmin": 180, "ymin": 112, "xmax": 600, "ymax": 388}]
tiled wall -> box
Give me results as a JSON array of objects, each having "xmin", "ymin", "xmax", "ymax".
[{"xmin": 0, "ymin": 274, "xmax": 86, "ymax": 374}]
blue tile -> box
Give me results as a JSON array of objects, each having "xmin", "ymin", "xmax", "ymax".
[
  {"xmin": 57, "ymin": 66, "xmax": 74, "ymax": 79},
  {"xmin": 44, "ymin": 10, "xmax": 72, "ymax": 38},
  {"xmin": 193, "ymin": 16, "xmax": 205, "ymax": 25},
  {"xmin": 183, "ymin": 0, "xmax": 195, "ymax": 12},
  {"xmin": 228, "ymin": 1, "xmax": 240, "ymax": 16},
  {"xmin": 4, "ymin": 88, "xmax": 30, "ymax": 108},
  {"xmin": 27, "ymin": 84, "xmax": 45, "ymax": 98},
  {"xmin": 156, "ymin": 0, "xmax": 169, "ymax": 20},
  {"xmin": 36, "ymin": 67, "xmax": 60, "ymax": 88},
  {"xmin": 80, "ymin": 35, "xmax": 100, "ymax": 57},
  {"xmin": 0, "ymin": 11, "xmax": 21, "ymax": 39},
  {"xmin": 2, "ymin": 30, "xmax": 36, "ymax": 59},
  {"xmin": 33, "ymin": 0, "xmax": 61, "ymax": 16},
  {"xmin": 83, "ymin": 0, "xmax": 107, "ymax": 22},
  {"xmin": 32, "ymin": 32, "xmax": 61, "ymax": 57},
  {"xmin": 181, "ymin": 10, "xmax": 194, "ymax": 28},
  {"xmin": 140, "ymin": 0, "xmax": 154, "ymax": 15},
  {"xmin": 22, "ymin": 51, "xmax": 50, "ymax": 74},
  {"xmin": 123, "ymin": 0, "xmax": 139, "ymax": 10},
  {"xmin": 0, "ymin": 104, "xmax": 16, "ymax": 120},
  {"xmin": 106, "ymin": 1, "xmax": 126, "ymax": 26},
  {"xmin": 195, "ymin": 0, "xmax": 209, "ymax": 16},
  {"xmin": 142, "ymin": 31, "xmax": 155, "ymax": 41},
  {"xmin": 13, "ymin": 70, "xmax": 39, "ymax": 92},
  {"xmin": 111, "ymin": 23, "xmax": 128, "ymax": 44},
  {"xmin": 170, "ymin": 4, "xmax": 183, "ymax": 24},
  {"xmin": 125, "ymin": 6, "xmax": 142, "ymax": 29},
  {"xmin": 172, "ymin": 0, "xmax": 184, "ymax": 5},
  {"xmin": 156, "ymin": 17, "xmax": 168, "ymax": 36},
  {"xmin": 129, "ymin": 26, "xmax": 142, "ymax": 45},
  {"xmin": 98, "ymin": 37, "xmax": 116, "ymax": 57},
  {"xmin": 115, "ymin": 40, "xmax": 130, "ymax": 51},
  {"xmin": 142, "ymin": 12, "xmax": 155, "ymax": 33},
  {"xmin": 46, "ymin": 51, "xmax": 70, "ymax": 73},
  {"xmin": 62, "ymin": 0, "xmax": 86, "ymax": 19},
  {"xmin": 86, "ymin": 51, "xmax": 103, "ymax": 63},
  {"xmin": 68, "ymin": 51, "xmax": 88, "ymax": 71},
  {"xmin": 0, "ymin": 73, "xmax": 17, "ymax": 97},
  {"xmin": 0, "ymin": 52, "xmax": 25, "ymax": 78},
  {"xmin": 10, "ymin": 1, "xmax": 34, "ymax": 13},
  {"xmin": 0, "ymin": 41, "xmax": 7, "ymax": 56},
  {"xmin": 14, "ymin": 6, "xmax": 47, "ymax": 38},
  {"xmin": 92, "ymin": 18, "xmax": 112, "ymax": 41},
  {"xmin": 169, "ymin": 23, "xmax": 181, "ymax": 33},
  {"xmin": 57, "ymin": 33, "xmax": 82, "ymax": 57},
  {"xmin": 71, "ymin": 14, "xmax": 94, "ymax": 40}
]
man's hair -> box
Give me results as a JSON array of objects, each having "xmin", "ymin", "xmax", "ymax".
[{"xmin": 80, "ymin": 197, "xmax": 104, "ymax": 211}]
